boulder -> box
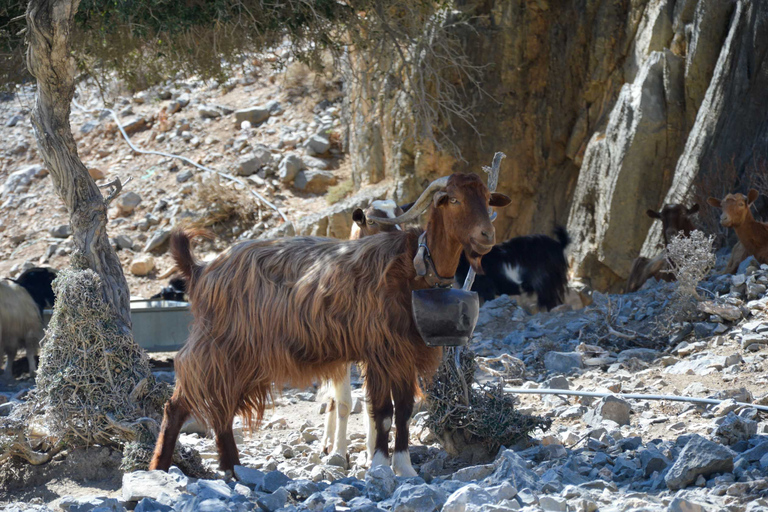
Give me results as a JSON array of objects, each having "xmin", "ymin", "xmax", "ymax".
[
  {"xmin": 130, "ymin": 255, "xmax": 155, "ymax": 276},
  {"xmin": 121, "ymin": 470, "xmax": 187, "ymax": 502},
  {"xmin": 49, "ymin": 224, "xmax": 72, "ymax": 239},
  {"xmin": 293, "ymin": 170, "xmax": 337, "ymax": 194},
  {"xmin": 305, "ymin": 134, "xmax": 331, "ymax": 155},
  {"xmin": 665, "ymin": 434, "xmax": 734, "ymax": 490},
  {"xmin": 235, "ymin": 106, "xmax": 270, "ymax": 125},
  {"xmin": 442, "ymin": 484, "xmax": 493, "ymax": 512},
  {"xmin": 117, "ymin": 191, "xmax": 142, "ymax": 216},
  {"xmin": 391, "ymin": 484, "xmax": 446, "ymax": 512},
  {"xmin": 583, "ymin": 395, "xmax": 631, "ymax": 426},
  {"xmin": 278, "ymin": 153, "xmax": 305, "ymax": 183},
  {"xmin": 365, "ymin": 465, "xmax": 398, "ymax": 501},
  {"xmin": 543, "ymin": 352, "xmax": 583, "ymax": 374}
]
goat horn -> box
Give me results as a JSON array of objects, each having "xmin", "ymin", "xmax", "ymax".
[{"xmin": 367, "ymin": 176, "xmax": 450, "ymax": 225}]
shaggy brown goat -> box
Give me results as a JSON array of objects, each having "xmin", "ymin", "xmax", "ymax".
[
  {"xmin": 708, "ymin": 189, "xmax": 768, "ymax": 265},
  {"xmin": 150, "ymin": 173, "xmax": 511, "ymax": 476},
  {"xmin": 1, "ymin": 279, "xmax": 43, "ymax": 381},
  {"xmin": 626, "ymin": 203, "xmax": 699, "ymax": 293}
]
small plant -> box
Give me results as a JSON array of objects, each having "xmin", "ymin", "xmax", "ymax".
[
  {"xmin": 665, "ymin": 229, "xmax": 716, "ymax": 300},
  {"xmin": 325, "ymin": 179, "xmax": 354, "ymax": 205}
]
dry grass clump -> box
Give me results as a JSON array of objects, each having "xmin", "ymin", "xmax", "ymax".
[
  {"xmin": 32, "ymin": 269, "xmax": 169, "ymax": 445},
  {"xmin": 0, "ymin": 269, "xmax": 170, "ymax": 468},
  {"xmin": 426, "ymin": 348, "xmax": 550, "ymax": 459},
  {"xmin": 186, "ymin": 175, "xmax": 260, "ymax": 234},
  {"xmin": 326, "ymin": 179, "xmax": 354, "ymax": 205}
]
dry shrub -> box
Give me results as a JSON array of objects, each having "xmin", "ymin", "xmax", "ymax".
[
  {"xmin": 283, "ymin": 62, "xmax": 313, "ymax": 96},
  {"xmin": 31, "ymin": 269, "xmax": 169, "ymax": 445},
  {"xmin": 326, "ymin": 179, "xmax": 354, "ymax": 205},
  {"xmin": 666, "ymin": 230, "xmax": 716, "ymax": 299},
  {"xmin": 186, "ymin": 175, "xmax": 258, "ymax": 234},
  {"xmin": 426, "ymin": 348, "xmax": 550, "ymax": 460},
  {"xmin": 0, "ymin": 269, "xmax": 171, "ymax": 468}
]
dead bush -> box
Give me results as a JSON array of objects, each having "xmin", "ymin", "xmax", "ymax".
[
  {"xmin": 666, "ymin": 230, "xmax": 716, "ymax": 299},
  {"xmin": 185, "ymin": 175, "xmax": 259, "ymax": 236}
]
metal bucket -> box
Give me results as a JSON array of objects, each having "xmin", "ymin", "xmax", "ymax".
[{"xmin": 411, "ymin": 288, "xmax": 479, "ymax": 347}]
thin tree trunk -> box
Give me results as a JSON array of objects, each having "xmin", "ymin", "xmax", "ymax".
[{"xmin": 25, "ymin": 0, "xmax": 131, "ymax": 329}]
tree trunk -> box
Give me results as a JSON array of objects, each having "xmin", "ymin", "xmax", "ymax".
[{"xmin": 25, "ymin": 0, "xmax": 131, "ymax": 329}]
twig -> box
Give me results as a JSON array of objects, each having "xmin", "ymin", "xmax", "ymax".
[
  {"xmin": 71, "ymin": 99, "xmax": 288, "ymax": 223},
  {"xmin": 99, "ymin": 176, "xmax": 132, "ymax": 206},
  {"xmin": 607, "ymin": 325, "xmax": 637, "ymax": 340}
]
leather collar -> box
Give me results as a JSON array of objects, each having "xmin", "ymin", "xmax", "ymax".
[{"xmin": 413, "ymin": 232, "xmax": 456, "ymax": 288}]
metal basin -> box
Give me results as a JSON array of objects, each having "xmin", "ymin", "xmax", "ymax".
[
  {"xmin": 411, "ymin": 288, "xmax": 479, "ymax": 347},
  {"xmin": 43, "ymin": 299, "xmax": 192, "ymax": 352}
]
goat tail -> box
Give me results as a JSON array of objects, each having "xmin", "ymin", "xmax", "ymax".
[
  {"xmin": 169, "ymin": 229, "xmax": 211, "ymax": 290},
  {"xmin": 553, "ymin": 226, "xmax": 571, "ymax": 250}
]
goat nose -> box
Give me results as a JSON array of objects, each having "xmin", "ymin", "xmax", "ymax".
[{"xmin": 481, "ymin": 230, "xmax": 494, "ymax": 244}]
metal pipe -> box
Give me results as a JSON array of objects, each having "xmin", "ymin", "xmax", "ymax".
[{"xmin": 503, "ymin": 387, "xmax": 768, "ymax": 412}]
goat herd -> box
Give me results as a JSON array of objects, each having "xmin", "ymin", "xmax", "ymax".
[{"xmin": 1, "ymin": 173, "xmax": 767, "ymax": 479}]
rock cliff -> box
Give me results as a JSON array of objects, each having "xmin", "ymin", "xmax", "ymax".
[{"xmin": 346, "ymin": 0, "xmax": 768, "ymax": 291}]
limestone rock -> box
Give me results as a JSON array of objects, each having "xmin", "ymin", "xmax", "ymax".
[
  {"xmin": 278, "ymin": 153, "xmax": 305, "ymax": 183},
  {"xmin": 543, "ymin": 352, "xmax": 583, "ymax": 374},
  {"xmin": 390, "ymin": 484, "xmax": 446, "ymax": 512},
  {"xmin": 584, "ymin": 395, "xmax": 631, "ymax": 426},
  {"xmin": 130, "ymin": 255, "xmax": 155, "ymax": 276},
  {"xmin": 365, "ymin": 465, "xmax": 397, "ymax": 501},
  {"xmin": 235, "ymin": 106, "xmax": 270, "ymax": 125},
  {"xmin": 293, "ymin": 170, "xmax": 337, "ymax": 194},
  {"xmin": 665, "ymin": 434, "xmax": 734, "ymax": 490},
  {"xmin": 122, "ymin": 470, "xmax": 187, "ymax": 502},
  {"xmin": 117, "ymin": 191, "xmax": 142, "ymax": 216}
]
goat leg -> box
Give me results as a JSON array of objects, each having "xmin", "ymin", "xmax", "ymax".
[
  {"xmin": 149, "ymin": 392, "xmax": 191, "ymax": 471},
  {"xmin": 391, "ymin": 378, "xmax": 417, "ymax": 477}
]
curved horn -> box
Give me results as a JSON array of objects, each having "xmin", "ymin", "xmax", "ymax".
[{"xmin": 367, "ymin": 176, "xmax": 450, "ymax": 225}]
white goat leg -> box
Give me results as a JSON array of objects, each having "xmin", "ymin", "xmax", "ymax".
[
  {"xmin": 320, "ymin": 379, "xmax": 336, "ymax": 454},
  {"xmin": 332, "ymin": 364, "xmax": 352, "ymax": 457},
  {"xmin": 392, "ymin": 449, "xmax": 417, "ymax": 477},
  {"xmin": 365, "ymin": 389, "xmax": 377, "ymax": 465}
]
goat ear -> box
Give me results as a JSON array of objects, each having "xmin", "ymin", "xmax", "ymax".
[
  {"xmin": 747, "ymin": 189, "xmax": 759, "ymax": 205},
  {"xmin": 352, "ymin": 208, "xmax": 366, "ymax": 226},
  {"xmin": 399, "ymin": 201, "xmax": 415, "ymax": 213},
  {"xmin": 687, "ymin": 204, "xmax": 700, "ymax": 214},
  {"xmin": 489, "ymin": 193, "xmax": 511, "ymax": 207},
  {"xmin": 433, "ymin": 191, "xmax": 449, "ymax": 208},
  {"xmin": 646, "ymin": 209, "xmax": 661, "ymax": 219},
  {"xmin": 707, "ymin": 197, "xmax": 722, "ymax": 208}
]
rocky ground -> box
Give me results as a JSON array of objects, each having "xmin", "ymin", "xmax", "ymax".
[
  {"xmin": 0, "ymin": 48, "xmax": 375, "ymax": 298},
  {"xmin": 2, "ymin": 253, "xmax": 768, "ymax": 511},
  {"xmin": 3, "ymin": 48, "xmax": 768, "ymax": 512}
]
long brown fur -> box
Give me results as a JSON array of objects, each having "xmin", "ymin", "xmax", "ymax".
[
  {"xmin": 173, "ymin": 230, "xmax": 440, "ymax": 434},
  {"xmin": 152, "ymin": 172, "xmax": 510, "ymax": 472}
]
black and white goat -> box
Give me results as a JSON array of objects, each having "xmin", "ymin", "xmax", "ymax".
[
  {"xmin": 13, "ymin": 267, "xmax": 57, "ymax": 316},
  {"xmin": 150, "ymin": 276, "xmax": 188, "ymax": 302},
  {"xmin": 456, "ymin": 227, "xmax": 570, "ymax": 310}
]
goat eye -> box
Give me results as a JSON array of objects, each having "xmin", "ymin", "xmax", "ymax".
[
  {"xmin": 450, "ymin": 198, "xmax": 459, "ymax": 204},
  {"xmin": 367, "ymin": 220, "xmax": 375, "ymax": 225}
]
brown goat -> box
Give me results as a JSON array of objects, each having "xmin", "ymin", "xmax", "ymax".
[
  {"xmin": 150, "ymin": 173, "xmax": 511, "ymax": 476},
  {"xmin": 708, "ymin": 189, "xmax": 768, "ymax": 265},
  {"xmin": 626, "ymin": 203, "xmax": 699, "ymax": 293}
]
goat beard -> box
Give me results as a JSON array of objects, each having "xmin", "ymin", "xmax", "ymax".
[{"xmin": 464, "ymin": 249, "xmax": 486, "ymax": 275}]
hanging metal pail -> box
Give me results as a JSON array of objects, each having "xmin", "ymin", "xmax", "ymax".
[{"xmin": 411, "ymin": 288, "xmax": 479, "ymax": 347}]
